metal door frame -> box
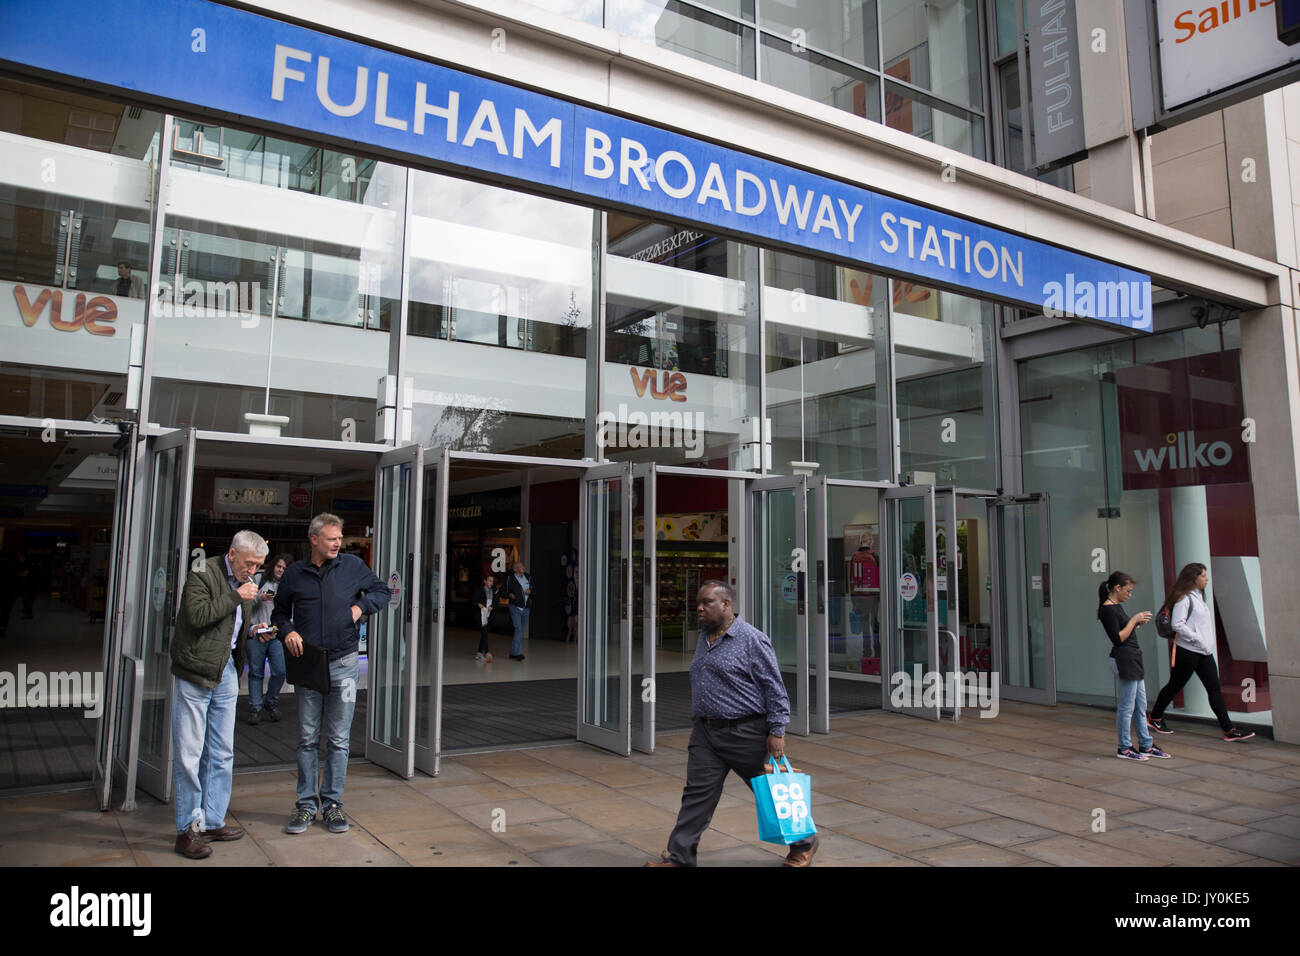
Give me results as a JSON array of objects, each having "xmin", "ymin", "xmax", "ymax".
[
  {"xmin": 881, "ymin": 483, "xmax": 941, "ymax": 721},
  {"xmin": 414, "ymin": 446, "xmax": 448, "ymax": 775},
  {"xmin": 632, "ymin": 461, "xmax": 656, "ymax": 754},
  {"xmin": 747, "ymin": 473, "xmax": 810, "ymax": 737},
  {"xmin": 365, "ymin": 443, "xmax": 423, "ymax": 778},
  {"xmin": 577, "ymin": 461, "xmax": 634, "ymax": 754},
  {"xmin": 990, "ymin": 492, "xmax": 1057, "ymax": 705},
  {"xmin": 130, "ymin": 425, "xmax": 196, "ymax": 800}
]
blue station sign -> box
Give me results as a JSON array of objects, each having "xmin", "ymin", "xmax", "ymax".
[{"xmin": 0, "ymin": 0, "xmax": 1152, "ymax": 330}]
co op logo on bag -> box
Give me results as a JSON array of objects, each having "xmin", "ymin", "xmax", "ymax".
[{"xmin": 770, "ymin": 780, "xmax": 810, "ymax": 823}]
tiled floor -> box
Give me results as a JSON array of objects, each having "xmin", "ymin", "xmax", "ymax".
[{"xmin": 2, "ymin": 700, "xmax": 1297, "ymax": 866}]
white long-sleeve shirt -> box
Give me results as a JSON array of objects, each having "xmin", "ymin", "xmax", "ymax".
[{"xmin": 1171, "ymin": 590, "xmax": 1215, "ymax": 656}]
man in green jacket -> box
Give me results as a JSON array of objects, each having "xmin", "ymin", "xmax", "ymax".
[{"xmin": 170, "ymin": 530, "xmax": 267, "ymax": 859}]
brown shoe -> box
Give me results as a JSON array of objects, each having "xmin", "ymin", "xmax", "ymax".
[
  {"xmin": 200, "ymin": 824, "xmax": 245, "ymax": 842},
  {"xmin": 644, "ymin": 854, "xmax": 683, "ymax": 867},
  {"xmin": 175, "ymin": 826, "xmax": 213, "ymax": 859},
  {"xmin": 783, "ymin": 834, "xmax": 819, "ymax": 867}
]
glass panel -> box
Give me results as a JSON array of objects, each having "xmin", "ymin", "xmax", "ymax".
[
  {"xmin": 1019, "ymin": 322, "xmax": 1267, "ymax": 727},
  {"xmin": 608, "ymin": 1, "xmax": 756, "ymax": 77},
  {"xmin": 890, "ymin": 494, "xmax": 932, "ymax": 702},
  {"xmin": 148, "ymin": 135, "xmax": 404, "ymax": 438},
  {"xmin": 954, "ymin": 495, "xmax": 993, "ymax": 690},
  {"xmin": 997, "ymin": 61, "xmax": 1073, "ymax": 188},
  {"xmin": 884, "ymin": 80, "xmax": 985, "ymax": 159},
  {"xmin": 0, "ymin": 77, "xmax": 161, "ymax": 422},
  {"xmin": 755, "ymin": 487, "xmax": 802, "ymax": 721},
  {"xmin": 998, "ymin": 499, "xmax": 1046, "ymax": 690},
  {"xmin": 583, "ymin": 477, "xmax": 623, "ymax": 732},
  {"xmin": 881, "ymin": 0, "xmax": 982, "ymax": 109},
  {"xmin": 995, "ymin": 0, "xmax": 1023, "ymax": 58},
  {"xmin": 765, "ymin": 250, "xmax": 889, "ymax": 480},
  {"xmin": 759, "ymin": 0, "xmax": 878, "ymax": 68},
  {"xmin": 896, "ymin": 287, "xmax": 995, "ymax": 488},
  {"xmin": 603, "ymin": 217, "xmax": 760, "ymax": 468},
  {"xmin": 370, "ymin": 462, "xmax": 410, "ymax": 752},
  {"xmin": 760, "ymin": 35, "xmax": 882, "ymax": 123},
  {"xmin": 416, "ymin": 465, "xmax": 440, "ymax": 755},
  {"xmin": 407, "ymin": 172, "xmax": 592, "ymax": 457},
  {"xmin": 137, "ymin": 444, "xmax": 185, "ymax": 780},
  {"xmin": 827, "ymin": 485, "xmax": 883, "ymax": 686}
]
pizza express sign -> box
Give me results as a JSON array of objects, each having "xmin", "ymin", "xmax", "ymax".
[{"xmin": 213, "ymin": 478, "xmax": 290, "ymax": 515}]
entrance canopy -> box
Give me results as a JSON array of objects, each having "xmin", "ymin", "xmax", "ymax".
[{"xmin": 3, "ymin": 0, "xmax": 1153, "ymax": 330}]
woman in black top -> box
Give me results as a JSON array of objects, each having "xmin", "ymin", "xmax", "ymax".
[
  {"xmin": 475, "ymin": 573, "xmax": 496, "ymax": 663},
  {"xmin": 1097, "ymin": 572, "xmax": 1169, "ymax": 760}
]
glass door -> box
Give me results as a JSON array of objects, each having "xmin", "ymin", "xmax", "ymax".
[
  {"xmin": 129, "ymin": 426, "xmax": 196, "ymax": 801},
  {"xmin": 992, "ymin": 493, "xmax": 1056, "ymax": 705},
  {"xmin": 748, "ymin": 475, "xmax": 809, "ymax": 737},
  {"xmin": 882, "ymin": 484, "xmax": 942, "ymax": 720},
  {"xmin": 579, "ymin": 462, "xmax": 633, "ymax": 754},
  {"xmin": 631, "ymin": 462, "xmax": 656, "ymax": 754},
  {"xmin": 807, "ymin": 476, "xmax": 830, "ymax": 733},
  {"xmin": 935, "ymin": 487, "xmax": 962, "ymax": 720},
  {"xmin": 365, "ymin": 444, "xmax": 423, "ymax": 778},
  {"xmin": 94, "ymin": 424, "xmax": 138, "ymax": 811},
  {"xmin": 415, "ymin": 448, "xmax": 447, "ymax": 775}
]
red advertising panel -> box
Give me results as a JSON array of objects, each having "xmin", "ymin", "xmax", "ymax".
[{"xmin": 1117, "ymin": 350, "xmax": 1250, "ymax": 490}]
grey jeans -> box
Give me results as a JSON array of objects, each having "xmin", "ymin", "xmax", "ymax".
[{"xmin": 665, "ymin": 715, "xmax": 813, "ymax": 865}]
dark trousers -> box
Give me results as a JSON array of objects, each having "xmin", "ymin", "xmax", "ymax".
[
  {"xmin": 1151, "ymin": 647, "xmax": 1233, "ymax": 731},
  {"xmin": 477, "ymin": 625, "xmax": 490, "ymax": 655},
  {"xmin": 664, "ymin": 716, "xmax": 813, "ymax": 866}
]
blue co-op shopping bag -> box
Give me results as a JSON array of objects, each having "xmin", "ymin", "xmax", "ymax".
[{"xmin": 751, "ymin": 756, "xmax": 817, "ymax": 845}]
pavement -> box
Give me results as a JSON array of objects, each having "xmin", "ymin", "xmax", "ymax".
[{"xmin": 2, "ymin": 701, "xmax": 1298, "ymax": 867}]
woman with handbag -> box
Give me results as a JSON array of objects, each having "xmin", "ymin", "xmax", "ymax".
[
  {"xmin": 475, "ymin": 572, "xmax": 496, "ymax": 663},
  {"xmin": 1148, "ymin": 563, "xmax": 1255, "ymax": 741},
  {"xmin": 1097, "ymin": 571, "xmax": 1169, "ymax": 760}
]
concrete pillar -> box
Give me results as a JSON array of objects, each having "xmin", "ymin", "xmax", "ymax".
[
  {"xmin": 1170, "ymin": 485, "xmax": 1213, "ymax": 716},
  {"xmin": 1238, "ymin": 302, "xmax": 1300, "ymax": 743}
]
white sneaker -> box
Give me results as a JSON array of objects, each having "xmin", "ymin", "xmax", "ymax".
[{"xmin": 475, "ymin": 652, "xmax": 485, "ymax": 662}]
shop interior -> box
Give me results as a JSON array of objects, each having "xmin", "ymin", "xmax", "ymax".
[{"xmin": 0, "ymin": 426, "xmax": 121, "ymax": 789}]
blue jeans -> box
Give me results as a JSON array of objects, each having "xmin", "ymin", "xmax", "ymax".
[
  {"xmin": 509, "ymin": 605, "xmax": 530, "ymax": 656},
  {"xmin": 172, "ymin": 658, "xmax": 238, "ymax": 833},
  {"xmin": 295, "ymin": 652, "xmax": 359, "ymax": 812},
  {"xmin": 1108, "ymin": 658, "xmax": 1152, "ymax": 750},
  {"xmin": 245, "ymin": 636, "xmax": 286, "ymax": 711}
]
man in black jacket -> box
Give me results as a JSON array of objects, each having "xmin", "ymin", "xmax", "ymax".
[
  {"xmin": 274, "ymin": 513, "xmax": 390, "ymax": 835},
  {"xmin": 504, "ymin": 560, "xmax": 532, "ymax": 661}
]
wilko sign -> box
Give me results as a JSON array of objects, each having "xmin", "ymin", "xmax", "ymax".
[
  {"xmin": 13, "ymin": 285, "xmax": 117, "ymax": 335},
  {"xmin": 630, "ymin": 367, "xmax": 687, "ymax": 402},
  {"xmin": 1117, "ymin": 351, "xmax": 1251, "ymax": 490}
]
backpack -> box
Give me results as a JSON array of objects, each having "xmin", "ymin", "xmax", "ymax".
[{"xmin": 1155, "ymin": 604, "xmax": 1176, "ymax": 641}]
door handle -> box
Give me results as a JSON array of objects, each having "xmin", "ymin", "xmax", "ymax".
[
  {"xmin": 1041, "ymin": 562, "xmax": 1051, "ymax": 608},
  {"xmin": 797, "ymin": 570, "xmax": 806, "ymax": 616},
  {"xmin": 816, "ymin": 559, "xmax": 825, "ymax": 614}
]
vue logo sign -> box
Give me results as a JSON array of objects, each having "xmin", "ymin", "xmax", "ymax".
[
  {"xmin": 630, "ymin": 367, "xmax": 687, "ymax": 402},
  {"xmin": 13, "ymin": 285, "xmax": 117, "ymax": 336}
]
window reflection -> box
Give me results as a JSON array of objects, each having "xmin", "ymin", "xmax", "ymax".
[{"xmin": 607, "ymin": 0, "xmax": 755, "ymax": 76}]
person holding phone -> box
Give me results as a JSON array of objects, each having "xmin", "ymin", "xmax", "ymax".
[
  {"xmin": 1097, "ymin": 571, "xmax": 1169, "ymax": 761},
  {"xmin": 246, "ymin": 552, "xmax": 292, "ymax": 725}
]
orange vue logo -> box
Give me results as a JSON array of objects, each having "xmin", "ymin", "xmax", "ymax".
[
  {"xmin": 630, "ymin": 367, "xmax": 687, "ymax": 402},
  {"xmin": 13, "ymin": 285, "xmax": 117, "ymax": 336}
]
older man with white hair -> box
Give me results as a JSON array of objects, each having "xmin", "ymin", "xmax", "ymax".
[{"xmin": 169, "ymin": 529, "xmax": 268, "ymax": 859}]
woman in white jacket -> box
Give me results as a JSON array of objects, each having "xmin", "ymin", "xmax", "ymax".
[{"xmin": 1147, "ymin": 563, "xmax": 1255, "ymax": 741}]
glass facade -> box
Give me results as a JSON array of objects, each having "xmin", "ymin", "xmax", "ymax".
[{"xmin": 1020, "ymin": 322, "xmax": 1271, "ymax": 728}]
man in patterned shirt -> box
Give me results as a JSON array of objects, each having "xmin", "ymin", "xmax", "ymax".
[{"xmin": 646, "ymin": 580, "xmax": 818, "ymax": 867}]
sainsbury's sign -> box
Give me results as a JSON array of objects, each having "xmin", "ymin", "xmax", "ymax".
[{"xmin": 0, "ymin": 0, "xmax": 1150, "ymax": 330}]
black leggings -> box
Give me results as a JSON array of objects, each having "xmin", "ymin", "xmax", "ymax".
[
  {"xmin": 1150, "ymin": 648, "xmax": 1233, "ymax": 732},
  {"xmin": 478, "ymin": 624, "xmax": 490, "ymax": 655}
]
